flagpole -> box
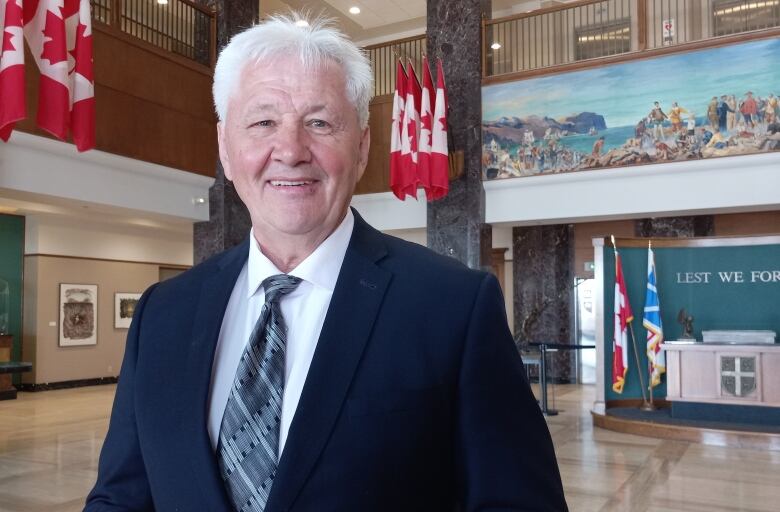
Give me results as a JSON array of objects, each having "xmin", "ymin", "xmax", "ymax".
[
  {"xmin": 643, "ymin": 240, "xmax": 657, "ymax": 412},
  {"xmin": 611, "ymin": 236, "xmax": 650, "ymax": 407}
]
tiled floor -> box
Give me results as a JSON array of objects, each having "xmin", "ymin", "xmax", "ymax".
[{"xmin": 1, "ymin": 383, "xmax": 779, "ymax": 511}]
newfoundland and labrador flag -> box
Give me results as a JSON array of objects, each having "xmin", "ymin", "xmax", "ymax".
[
  {"xmin": 612, "ymin": 251, "xmax": 633, "ymax": 394},
  {"xmin": 643, "ymin": 246, "xmax": 665, "ymax": 387}
]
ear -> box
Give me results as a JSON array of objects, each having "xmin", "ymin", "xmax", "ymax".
[
  {"xmin": 217, "ymin": 122, "xmax": 233, "ymax": 181},
  {"xmin": 356, "ymin": 125, "xmax": 370, "ymax": 182}
]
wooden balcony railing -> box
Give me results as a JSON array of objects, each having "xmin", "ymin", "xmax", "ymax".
[
  {"xmin": 484, "ymin": 0, "xmax": 780, "ymax": 78},
  {"xmin": 364, "ymin": 34, "xmax": 427, "ymax": 98},
  {"xmin": 90, "ymin": 0, "xmax": 216, "ymax": 68}
]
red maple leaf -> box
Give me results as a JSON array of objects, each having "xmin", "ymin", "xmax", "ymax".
[
  {"xmin": 2, "ymin": 0, "xmax": 24, "ymax": 52},
  {"xmin": 2, "ymin": 30, "xmax": 15, "ymax": 52},
  {"xmin": 69, "ymin": 21, "xmax": 93, "ymax": 81},
  {"xmin": 62, "ymin": 0, "xmax": 79, "ymax": 19},
  {"xmin": 41, "ymin": 9, "xmax": 67, "ymax": 65}
]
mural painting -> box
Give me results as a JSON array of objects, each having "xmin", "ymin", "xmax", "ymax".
[{"xmin": 482, "ymin": 38, "xmax": 780, "ymax": 179}]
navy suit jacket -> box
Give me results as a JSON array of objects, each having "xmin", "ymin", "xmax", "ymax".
[{"xmin": 85, "ymin": 211, "xmax": 567, "ymax": 511}]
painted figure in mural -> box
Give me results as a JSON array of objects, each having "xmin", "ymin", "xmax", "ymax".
[
  {"xmin": 648, "ymin": 101, "xmax": 668, "ymax": 140},
  {"xmin": 766, "ymin": 94, "xmax": 778, "ymax": 124},
  {"xmin": 654, "ymin": 140, "xmax": 673, "ymax": 160},
  {"xmin": 686, "ymin": 112, "xmax": 696, "ymax": 137},
  {"xmin": 756, "ymin": 96, "xmax": 766, "ymax": 125},
  {"xmin": 740, "ymin": 91, "xmax": 758, "ymax": 129},
  {"xmin": 707, "ymin": 96, "xmax": 719, "ymax": 129},
  {"xmin": 717, "ymin": 95, "xmax": 733, "ymax": 133},
  {"xmin": 668, "ymin": 102, "xmax": 688, "ymax": 133},
  {"xmin": 707, "ymin": 128, "xmax": 728, "ymax": 149},
  {"xmin": 727, "ymin": 95, "xmax": 738, "ymax": 131},
  {"xmin": 591, "ymin": 136, "xmax": 605, "ymax": 157}
]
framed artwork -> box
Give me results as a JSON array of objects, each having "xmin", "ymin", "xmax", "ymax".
[
  {"xmin": 482, "ymin": 37, "xmax": 780, "ymax": 180},
  {"xmin": 59, "ymin": 284, "xmax": 97, "ymax": 346},
  {"xmin": 115, "ymin": 293, "xmax": 142, "ymax": 329}
]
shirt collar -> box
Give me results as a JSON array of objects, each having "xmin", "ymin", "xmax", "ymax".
[{"xmin": 246, "ymin": 209, "xmax": 354, "ymax": 299}]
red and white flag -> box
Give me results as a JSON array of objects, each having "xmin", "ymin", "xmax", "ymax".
[
  {"xmin": 429, "ymin": 58, "xmax": 448, "ymax": 200},
  {"xmin": 389, "ymin": 59, "xmax": 407, "ymax": 200},
  {"xmin": 417, "ymin": 56, "xmax": 433, "ymax": 196},
  {"xmin": 399, "ymin": 59, "xmax": 420, "ymax": 199},
  {"xmin": 0, "ymin": 0, "xmax": 26, "ymax": 141},
  {"xmin": 612, "ymin": 250, "xmax": 633, "ymax": 394},
  {"xmin": 23, "ymin": 0, "xmax": 94, "ymax": 151}
]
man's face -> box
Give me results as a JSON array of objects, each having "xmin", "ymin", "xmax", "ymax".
[{"xmin": 217, "ymin": 57, "xmax": 370, "ymax": 248}]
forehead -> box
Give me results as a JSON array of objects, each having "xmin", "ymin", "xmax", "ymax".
[{"xmin": 233, "ymin": 56, "xmax": 348, "ymax": 104}]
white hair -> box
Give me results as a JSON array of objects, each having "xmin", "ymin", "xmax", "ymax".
[{"xmin": 213, "ymin": 13, "xmax": 373, "ymax": 128}]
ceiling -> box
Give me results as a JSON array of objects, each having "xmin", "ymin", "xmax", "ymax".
[{"xmin": 260, "ymin": 1, "xmax": 572, "ymax": 45}]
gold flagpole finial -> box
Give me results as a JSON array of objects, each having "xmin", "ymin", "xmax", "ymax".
[{"xmin": 610, "ymin": 235, "xmax": 617, "ymax": 251}]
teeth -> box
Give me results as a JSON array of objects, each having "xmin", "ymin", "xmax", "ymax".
[{"xmin": 270, "ymin": 180, "xmax": 310, "ymax": 187}]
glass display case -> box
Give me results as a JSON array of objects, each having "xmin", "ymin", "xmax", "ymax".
[{"xmin": 0, "ymin": 279, "xmax": 9, "ymax": 335}]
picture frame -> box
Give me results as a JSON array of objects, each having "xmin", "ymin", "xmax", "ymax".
[
  {"xmin": 59, "ymin": 284, "xmax": 98, "ymax": 346},
  {"xmin": 114, "ymin": 292, "xmax": 142, "ymax": 329}
]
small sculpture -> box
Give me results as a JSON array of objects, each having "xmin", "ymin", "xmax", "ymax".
[{"xmin": 677, "ymin": 308, "xmax": 695, "ymax": 339}]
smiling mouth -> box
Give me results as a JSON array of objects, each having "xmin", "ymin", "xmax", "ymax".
[{"xmin": 269, "ymin": 180, "xmax": 315, "ymax": 187}]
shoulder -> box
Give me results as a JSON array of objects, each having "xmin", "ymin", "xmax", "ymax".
[{"xmin": 373, "ymin": 229, "xmax": 492, "ymax": 296}]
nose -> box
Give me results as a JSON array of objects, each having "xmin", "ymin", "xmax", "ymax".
[{"xmin": 271, "ymin": 122, "xmax": 312, "ymax": 167}]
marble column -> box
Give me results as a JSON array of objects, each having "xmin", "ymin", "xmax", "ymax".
[
  {"xmin": 193, "ymin": 0, "xmax": 258, "ymax": 264},
  {"xmin": 513, "ymin": 225, "xmax": 576, "ymax": 383},
  {"xmin": 426, "ymin": 0, "xmax": 492, "ymax": 270},
  {"xmin": 635, "ymin": 215, "xmax": 715, "ymax": 237}
]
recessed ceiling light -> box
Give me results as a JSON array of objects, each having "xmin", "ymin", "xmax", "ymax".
[
  {"xmin": 295, "ymin": 19, "xmax": 309, "ymax": 27},
  {"xmin": 491, "ymin": 42, "xmax": 502, "ymax": 50},
  {"xmin": 349, "ymin": 6, "xmax": 361, "ymax": 14},
  {"xmin": 157, "ymin": 0, "xmax": 168, "ymax": 5}
]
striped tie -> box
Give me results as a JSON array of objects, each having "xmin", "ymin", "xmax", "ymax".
[{"xmin": 217, "ymin": 274, "xmax": 302, "ymax": 512}]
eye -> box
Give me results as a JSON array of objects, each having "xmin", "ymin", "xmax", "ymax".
[
  {"xmin": 307, "ymin": 119, "xmax": 331, "ymax": 130},
  {"xmin": 249, "ymin": 120, "xmax": 274, "ymax": 128}
]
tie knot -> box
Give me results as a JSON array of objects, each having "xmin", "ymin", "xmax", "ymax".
[{"xmin": 262, "ymin": 274, "xmax": 302, "ymax": 305}]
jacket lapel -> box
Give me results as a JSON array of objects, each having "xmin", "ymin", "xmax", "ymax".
[
  {"xmin": 178, "ymin": 240, "xmax": 249, "ymax": 510},
  {"xmin": 267, "ymin": 213, "xmax": 392, "ymax": 511}
]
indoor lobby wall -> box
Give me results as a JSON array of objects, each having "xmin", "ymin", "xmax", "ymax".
[
  {"xmin": 22, "ymin": 256, "xmax": 160, "ymax": 385},
  {"xmin": 19, "ymin": 215, "xmax": 194, "ymax": 386}
]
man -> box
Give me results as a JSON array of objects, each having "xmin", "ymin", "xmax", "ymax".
[
  {"xmin": 591, "ymin": 136, "xmax": 605, "ymax": 157},
  {"xmin": 668, "ymin": 102, "xmax": 687, "ymax": 133},
  {"xmin": 648, "ymin": 101, "xmax": 667, "ymax": 140},
  {"xmin": 739, "ymin": 91, "xmax": 757, "ymax": 129},
  {"xmin": 707, "ymin": 96, "xmax": 719, "ymax": 129},
  {"xmin": 717, "ymin": 95, "xmax": 733, "ymax": 133},
  {"xmin": 85, "ymin": 14, "xmax": 566, "ymax": 512}
]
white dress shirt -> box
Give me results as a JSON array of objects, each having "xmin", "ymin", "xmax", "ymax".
[{"xmin": 207, "ymin": 210, "xmax": 354, "ymax": 456}]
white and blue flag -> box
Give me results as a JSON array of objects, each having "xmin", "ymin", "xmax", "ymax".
[{"xmin": 643, "ymin": 246, "xmax": 665, "ymax": 387}]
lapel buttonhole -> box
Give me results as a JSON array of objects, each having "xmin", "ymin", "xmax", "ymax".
[{"xmin": 359, "ymin": 278, "xmax": 377, "ymax": 290}]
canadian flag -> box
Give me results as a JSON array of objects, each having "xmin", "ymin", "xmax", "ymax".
[
  {"xmin": 23, "ymin": 0, "xmax": 94, "ymax": 151},
  {"xmin": 399, "ymin": 60, "xmax": 421, "ymax": 199},
  {"xmin": 0, "ymin": 0, "xmax": 26, "ymax": 141},
  {"xmin": 612, "ymin": 250, "xmax": 633, "ymax": 394},
  {"xmin": 417, "ymin": 56, "xmax": 433, "ymax": 196},
  {"xmin": 389, "ymin": 60, "xmax": 407, "ymax": 200},
  {"xmin": 429, "ymin": 58, "xmax": 448, "ymax": 200}
]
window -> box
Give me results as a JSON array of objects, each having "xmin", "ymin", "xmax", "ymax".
[
  {"xmin": 575, "ymin": 19, "xmax": 632, "ymax": 61},
  {"xmin": 712, "ymin": 0, "xmax": 780, "ymax": 36}
]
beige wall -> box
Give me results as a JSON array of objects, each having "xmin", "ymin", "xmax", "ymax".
[
  {"xmin": 22, "ymin": 256, "xmax": 161, "ymax": 384},
  {"xmin": 573, "ymin": 219, "xmax": 635, "ymax": 279}
]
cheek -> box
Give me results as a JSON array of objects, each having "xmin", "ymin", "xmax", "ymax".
[
  {"xmin": 231, "ymin": 145, "xmax": 271, "ymax": 180},
  {"xmin": 314, "ymin": 145, "xmax": 361, "ymax": 184}
]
